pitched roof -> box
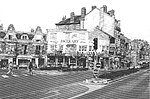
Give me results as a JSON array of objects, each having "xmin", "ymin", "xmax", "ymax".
[{"xmin": 55, "ymin": 15, "xmax": 81, "ymax": 25}]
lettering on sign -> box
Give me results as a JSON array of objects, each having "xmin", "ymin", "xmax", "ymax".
[{"xmin": 61, "ymin": 40, "xmax": 78, "ymax": 43}]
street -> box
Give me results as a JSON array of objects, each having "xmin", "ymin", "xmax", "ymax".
[
  {"xmin": 0, "ymin": 68, "xmax": 149, "ymax": 99},
  {"xmin": 0, "ymin": 69, "xmax": 93, "ymax": 99},
  {"xmin": 74, "ymin": 69, "xmax": 149, "ymax": 99}
]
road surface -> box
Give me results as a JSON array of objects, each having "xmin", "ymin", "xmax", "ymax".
[{"xmin": 74, "ymin": 69, "xmax": 149, "ymax": 99}]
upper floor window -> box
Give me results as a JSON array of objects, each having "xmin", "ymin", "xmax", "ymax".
[
  {"xmin": 9, "ymin": 35, "xmax": 12, "ymax": 40},
  {"xmin": 21, "ymin": 35, "xmax": 28, "ymax": 40},
  {"xmin": 79, "ymin": 46, "xmax": 82, "ymax": 51},
  {"xmin": 89, "ymin": 46, "xmax": 93, "ymax": 51}
]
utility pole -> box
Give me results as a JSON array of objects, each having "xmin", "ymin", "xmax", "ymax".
[{"xmin": 15, "ymin": 42, "xmax": 19, "ymax": 66}]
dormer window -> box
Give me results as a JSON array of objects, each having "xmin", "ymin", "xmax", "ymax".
[
  {"xmin": 36, "ymin": 40, "xmax": 41, "ymax": 42},
  {"xmin": 21, "ymin": 34, "xmax": 28, "ymax": 40},
  {"xmin": 23, "ymin": 36, "xmax": 27, "ymax": 40}
]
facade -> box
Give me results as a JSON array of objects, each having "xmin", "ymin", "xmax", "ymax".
[
  {"xmin": 0, "ymin": 24, "xmax": 47, "ymax": 68},
  {"xmin": 51, "ymin": 5, "xmax": 121, "ymax": 69},
  {"xmin": 130, "ymin": 39, "xmax": 150, "ymax": 66},
  {"xmin": 56, "ymin": 5, "xmax": 116, "ymax": 37},
  {"xmin": 47, "ymin": 27, "xmax": 111, "ymax": 68},
  {"xmin": 47, "ymin": 29, "xmax": 89, "ymax": 67}
]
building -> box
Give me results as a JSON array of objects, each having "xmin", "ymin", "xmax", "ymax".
[
  {"xmin": 47, "ymin": 5, "xmax": 120, "ymax": 69},
  {"xmin": 47, "ymin": 26, "xmax": 112, "ymax": 69},
  {"xmin": 47, "ymin": 29, "xmax": 89, "ymax": 67},
  {"xmin": 56, "ymin": 5, "xmax": 116, "ymax": 37},
  {"xmin": 0, "ymin": 24, "xmax": 47, "ymax": 68}
]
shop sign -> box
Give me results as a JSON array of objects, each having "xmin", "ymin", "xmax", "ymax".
[{"xmin": 61, "ymin": 40, "xmax": 78, "ymax": 43}]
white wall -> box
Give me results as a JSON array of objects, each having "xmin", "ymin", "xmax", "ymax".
[
  {"xmin": 47, "ymin": 30, "xmax": 89, "ymax": 54},
  {"xmin": 83, "ymin": 7, "xmax": 115, "ymax": 37},
  {"xmin": 84, "ymin": 8, "xmax": 100, "ymax": 31}
]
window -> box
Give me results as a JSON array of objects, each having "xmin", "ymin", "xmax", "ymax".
[
  {"xmin": 102, "ymin": 46, "xmax": 105, "ymax": 51},
  {"xmin": 89, "ymin": 46, "xmax": 92, "ymax": 51},
  {"xmin": 79, "ymin": 46, "xmax": 81, "ymax": 51},
  {"xmin": 82, "ymin": 46, "xmax": 84, "ymax": 51},
  {"xmin": 9, "ymin": 35, "xmax": 12, "ymax": 40},
  {"xmin": 84, "ymin": 46, "xmax": 87, "ymax": 51},
  {"xmin": 22, "ymin": 35, "xmax": 28, "ymax": 40}
]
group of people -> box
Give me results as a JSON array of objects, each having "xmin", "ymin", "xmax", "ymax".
[{"xmin": 6, "ymin": 61, "xmax": 34, "ymax": 75}]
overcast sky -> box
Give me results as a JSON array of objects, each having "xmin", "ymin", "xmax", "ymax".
[{"xmin": 0, "ymin": 0, "xmax": 150, "ymax": 43}]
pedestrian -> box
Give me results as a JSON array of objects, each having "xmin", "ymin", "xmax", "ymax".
[
  {"xmin": 7, "ymin": 62, "xmax": 13, "ymax": 75},
  {"xmin": 28, "ymin": 61, "xmax": 33, "ymax": 75}
]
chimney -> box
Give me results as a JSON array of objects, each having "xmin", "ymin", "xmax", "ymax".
[
  {"xmin": 92, "ymin": 6, "xmax": 96, "ymax": 10},
  {"xmin": 31, "ymin": 28, "xmax": 34, "ymax": 32},
  {"xmin": 62, "ymin": 16, "xmax": 66, "ymax": 21},
  {"xmin": 108, "ymin": 10, "xmax": 115, "ymax": 16},
  {"xmin": 81, "ymin": 7, "xmax": 86, "ymax": 20},
  {"xmin": 103, "ymin": 5, "xmax": 107, "ymax": 12},
  {"xmin": 70, "ymin": 12, "xmax": 75, "ymax": 18},
  {"xmin": 118, "ymin": 20, "xmax": 121, "ymax": 27},
  {"xmin": 0, "ymin": 24, "xmax": 3, "ymax": 30},
  {"xmin": 70, "ymin": 12, "xmax": 75, "ymax": 23}
]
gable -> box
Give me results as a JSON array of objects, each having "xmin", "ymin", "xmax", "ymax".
[{"xmin": 0, "ymin": 31, "xmax": 6, "ymax": 38}]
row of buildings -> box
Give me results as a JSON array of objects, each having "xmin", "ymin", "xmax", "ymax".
[
  {"xmin": 0, "ymin": 5, "xmax": 139, "ymax": 69},
  {"xmin": 0, "ymin": 24, "xmax": 47, "ymax": 68}
]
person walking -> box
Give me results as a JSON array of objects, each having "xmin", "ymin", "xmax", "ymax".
[
  {"xmin": 28, "ymin": 61, "xmax": 33, "ymax": 75},
  {"xmin": 7, "ymin": 62, "xmax": 13, "ymax": 75}
]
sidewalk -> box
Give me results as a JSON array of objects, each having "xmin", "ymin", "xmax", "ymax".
[{"xmin": 32, "ymin": 70, "xmax": 68, "ymax": 76}]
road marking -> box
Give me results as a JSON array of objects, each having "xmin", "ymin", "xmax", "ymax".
[
  {"xmin": 69, "ymin": 84, "xmax": 106, "ymax": 99},
  {"xmin": 1, "ymin": 75, "xmax": 9, "ymax": 78},
  {"xmin": 22, "ymin": 74, "xmax": 28, "ymax": 76},
  {"xmin": 12, "ymin": 74, "xmax": 19, "ymax": 77},
  {"xmin": 40, "ymin": 90, "xmax": 61, "ymax": 99}
]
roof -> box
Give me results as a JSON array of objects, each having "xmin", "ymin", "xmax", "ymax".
[
  {"xmin": 55, "ymin": 7, "xmax": 101, "ymax": 26},
  {"xmin": 16, "ymin": 33, "xmax": 34, "ymax": 40},
  {"xmin": 55, "ymin": 15, "xmax": 81, "ymax": 25}
]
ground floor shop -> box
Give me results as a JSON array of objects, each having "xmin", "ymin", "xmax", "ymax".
[
  {"xmin": 0, "ymin": 55, "xmax": 15, "ymax": 67},
  {"xmin": 0, "ymin": 54, "xmax": 46, "ymax": 68},
  {"xmin": 16, "ymin": 55, "xmax": 46, "ymax": 68},
  {"xmin": 47, "ymin": 54, "xmax": 87, "ymax": 68}
]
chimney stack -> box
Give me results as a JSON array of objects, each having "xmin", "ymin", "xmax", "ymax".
[
  {"xmin": 92, "ymin": 6, "xmax": 96, "ymax": 10},
  {"xmin": 108, "ymin": 10, "xmax": 115, "ymax": 16},
  {"xmin": 70, "ymin": 12, "xmax": 75, "ymax": 23},
  {"xmin": 62, "ymin": 16, "xmax": 66, "ymax": 21},
  {"xmin": 0, "ymin": 24, "xmax": 3, "ymax": 30},
  {"xmin": 70, "ymin": 12, "xmax": 75, "ymax": 18},
  {"xmin": 103, "ymin": 5, "xmax": 107, "ymax": 12},
  {"xmin": 81, "ymin": 7, "xmax": 86, "ymax": 20}
]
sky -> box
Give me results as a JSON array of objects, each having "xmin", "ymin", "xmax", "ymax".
[{"xmin": 0, "ymin": 0, "xmax": 150, "ymax": 43}]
